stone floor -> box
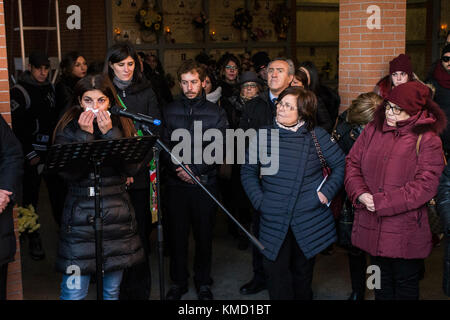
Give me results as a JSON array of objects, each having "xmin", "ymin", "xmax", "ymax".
[{"xmin": 20, "ymin": 182, "xmax": 449, "ymax": 300}]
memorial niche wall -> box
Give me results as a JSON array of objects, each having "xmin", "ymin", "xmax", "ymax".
[{"xmin": 108, "ymin": 0, "xmax": 290, "ymax": 96}]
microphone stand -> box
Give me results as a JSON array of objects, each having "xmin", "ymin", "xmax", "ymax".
[{"xmin": 138, "ymin": 122, "xmax": 265, "ymax": 300}]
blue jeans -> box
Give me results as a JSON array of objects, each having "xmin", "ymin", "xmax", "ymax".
[{"xmin": 60, "ymin": 270, "xmax": 124, "ymax": 300}]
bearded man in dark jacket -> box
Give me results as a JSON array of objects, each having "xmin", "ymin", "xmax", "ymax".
[
  {"xmin": 0, "ymin": 115, "xmax": 23, "ymax": 300},
  {"xmin": 10, "ymin": 51, "xmax": 59, "ymax": 261},
  {"xmin": 426, "ymin": 44, "xmax": 450, "ymax": 154},
  {"xmin": 162, "ymin": 60, "xmax": 228, "ymax": 301}
]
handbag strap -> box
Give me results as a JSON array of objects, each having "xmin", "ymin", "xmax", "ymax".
[
  {"xmin": 310, "ymin": 130, "xmax": 328, "ymax": 169},
  {"xmin": 416, "ymin": 133, "xmax": 447, "ymax": 165}
]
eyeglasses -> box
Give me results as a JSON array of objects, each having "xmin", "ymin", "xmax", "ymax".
[
  {"xmin": 81, "ymin": 96, "xmax": 109, "ymax": 108},
  {"xmin": 442, "ymin": 56, "xmax": 450, "ymax": 63},
  {"xmin": 385, "ymin": 102, "xmax": 403, "ymax": 115},
  {"xmin": 276, "ymin": 100, "xmax": 296, "ymax": 111},
  {"xmin": 225, "ymin": 65, "xmax": 238, "ymax": 71},
  {"xmin": 242, "ymin": 83, "xmax": 257, "ymax": 89}
]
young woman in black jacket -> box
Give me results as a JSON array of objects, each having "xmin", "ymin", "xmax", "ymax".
[
  {"xmin": 104, "ymin": 42, "xmax": 160, "ymax": 299},
  {"xmin": 298, "ymin": 61, "xmax": 339, "ymax": 133},
  {"xmin": 55, "ymin": 52, "xmax": 88, "ymax": 118},
  {"xmin": 53, "ymin": 74, "xmax": 144, "ymax": 300}
]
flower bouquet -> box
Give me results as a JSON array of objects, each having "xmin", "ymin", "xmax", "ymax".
[{"xmin": 17, "ymin": 205, "xmax": 41, "ymax": 235}]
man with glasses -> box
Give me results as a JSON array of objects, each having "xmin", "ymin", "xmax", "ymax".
[
  {"xmin": 427, "ymin": 44, "xmax": 450, "ymax": 154},
  {"xmin": 10, "ymin": 51, "xmax": 58, "ymax": 261},
  {"xmin": 239, "ymin": 58, "xmax": 294, "ymax": 296}
]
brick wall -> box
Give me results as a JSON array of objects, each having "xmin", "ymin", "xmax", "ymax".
[
  {"xmin": 0, "ymin": 0, "xmax": 23, "ymax": 300},
  {"xmin": 339, "ymin": 0, "xmax": 406, "ymax": 111}
]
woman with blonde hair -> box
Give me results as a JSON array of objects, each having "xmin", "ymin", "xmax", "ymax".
[{"xmin": 332, "ymin": 92, "xmax": 383, "ymax": 300}]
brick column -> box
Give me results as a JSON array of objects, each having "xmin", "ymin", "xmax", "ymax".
[
  {"xmin": 339, "ymin": 0, "xmax": 406, "ymax": 111},
  {"xmin": 0, "ymin": 1, "xmax": 23, "ymax": 300}
]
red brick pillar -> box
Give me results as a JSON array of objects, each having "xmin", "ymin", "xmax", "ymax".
[
  {"xmin": 339, "ymin": 0, "xmax": 406, "ymax": 111},
  {"xmin": 0, "ymin": 1, "xmax": 24, "ymax": 300}
]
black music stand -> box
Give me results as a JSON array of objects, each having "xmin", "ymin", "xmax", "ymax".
[{"xmin": 45, "ymin": 135, "xmax": 157, "ymax": 300}]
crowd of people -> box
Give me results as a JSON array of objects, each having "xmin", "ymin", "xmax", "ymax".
[{"xmin": 0, "ymin": 36, "xmax": 450, "ymax": 301}]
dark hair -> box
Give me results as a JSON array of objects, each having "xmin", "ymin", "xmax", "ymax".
[
  {"xmin": 53, "ymin": 73, "xmax": 136, "ymax": 142},
  {"xmin": 218, "ymin": 53, "xmax": 241, "ymax": 79},
  {"xmin": 104, "ymin": 42, "xmax": 143, "ymax": 84},
  {"xmin": 87, "ymin": 61, "xmax": 105, "ymax": 75},
  {"xmin": 277, "ymin": 86, "xmax": 317, "ymax": 131},
  {"xmin": 137, "ymin": 52, "xmax": 147, "ymax": 60},
  {"xmin": 147, "ymin": 54, "xmax": 165, "ymax": 75},
  {"xmin": 177, "ymin": 59, "xmax": 206, "ymax": 82},
  {"xmin": 298, "ymin": 61, "xmax": 320, "ymax": 94},
  {"xmin": 60, "ymin": 51, "xmax": 86, "ymax": 78},
  {"xmin": 292, "ymin": 69, "xmax": 309, "ymax": 90},
  {"xmin": 205, "ymin": 69, "xmax": 218, "ymax": 92}
]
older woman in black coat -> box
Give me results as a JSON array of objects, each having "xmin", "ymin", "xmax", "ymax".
[
  {"xmin": 0, "ymin": 116, "xmax": 23, "ymax": 300},
  {"xmin": 241, "ymin": 87, "xmax": 345, "ymax": 300}
]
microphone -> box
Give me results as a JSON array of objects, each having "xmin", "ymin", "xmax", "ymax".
[{"xmin": 110, "ymin": 105, "xmax": 161, "ymax": 126}]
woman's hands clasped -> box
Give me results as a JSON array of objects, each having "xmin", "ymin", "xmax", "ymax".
[
  {"xmin": 78, "ymin": 110, "xmax": 112, "ymax": 135},
  {"xmin": 358, "ymin": 192, "xmax": 375, "ymax": 212}
]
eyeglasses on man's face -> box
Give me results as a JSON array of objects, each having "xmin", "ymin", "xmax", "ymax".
[
  {"xmin": 442, "ymin": 56, "xmax": 450, "ymax": 63},
  {"xmin": 385, "ymin": 102, "xmax": 403, "ymax": 115}
]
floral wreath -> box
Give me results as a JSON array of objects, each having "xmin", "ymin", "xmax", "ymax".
[
  {"xmin": 136, "ymin": 1, "xmax": 163, "ymax": 33},
  {"xmin": 232, "ymin": 8, "xmax": 253, "ymax": 30},
  {"xmin": 270, "ymin": 4, "xmax": 290, "ymax": 40}
]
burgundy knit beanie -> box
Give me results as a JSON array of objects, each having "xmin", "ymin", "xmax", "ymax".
[
  {"xmin": 386, "ymin": 81, "xmax": 429, "ymax": 116},
  {"xmin": 389, "ymin": 54, "xmax": 413, "ymax": 76}
]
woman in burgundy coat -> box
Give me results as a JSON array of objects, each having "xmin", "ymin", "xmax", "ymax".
[{"xmin": 345, "ymin": 81, "xmax": 447, "ymax": 300}]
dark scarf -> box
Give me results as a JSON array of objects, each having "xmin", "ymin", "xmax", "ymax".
[
  {"xmin": 181, "ymin": 90, "xmax": 206, "ymax": 109},
  {"xmin": 433, "ymin": 62, "xmax": 450, "ymax": 89},
  {"xmin": 113, "ymin": 76, "xmax": 132, "ymax": 91}
]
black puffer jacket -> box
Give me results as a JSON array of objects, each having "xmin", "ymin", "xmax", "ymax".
[
  {"xmin": 238, "ymin": 96, "xmax": 273, "ymax": 131},
  {"xmin": 10, "ymin": 71, "xmax": 57, "ymax": 163},
  {"xmin": 54, "ymin": 119, "xmax": 144, "ymax": 274},
  {"xmin": 0, "ymin": 116, "xmax": 23, "ymax": 266},
  {"xmin": 436, "ymin": 163, "xmax": 450, "ymax": 297},
  {"xmin": 114, "ymin": 77, "xmax": 161, "ymax": 189},
  {"xmin": 162, "ymin": 91, "xmax": 228, "ymax": 187}
]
